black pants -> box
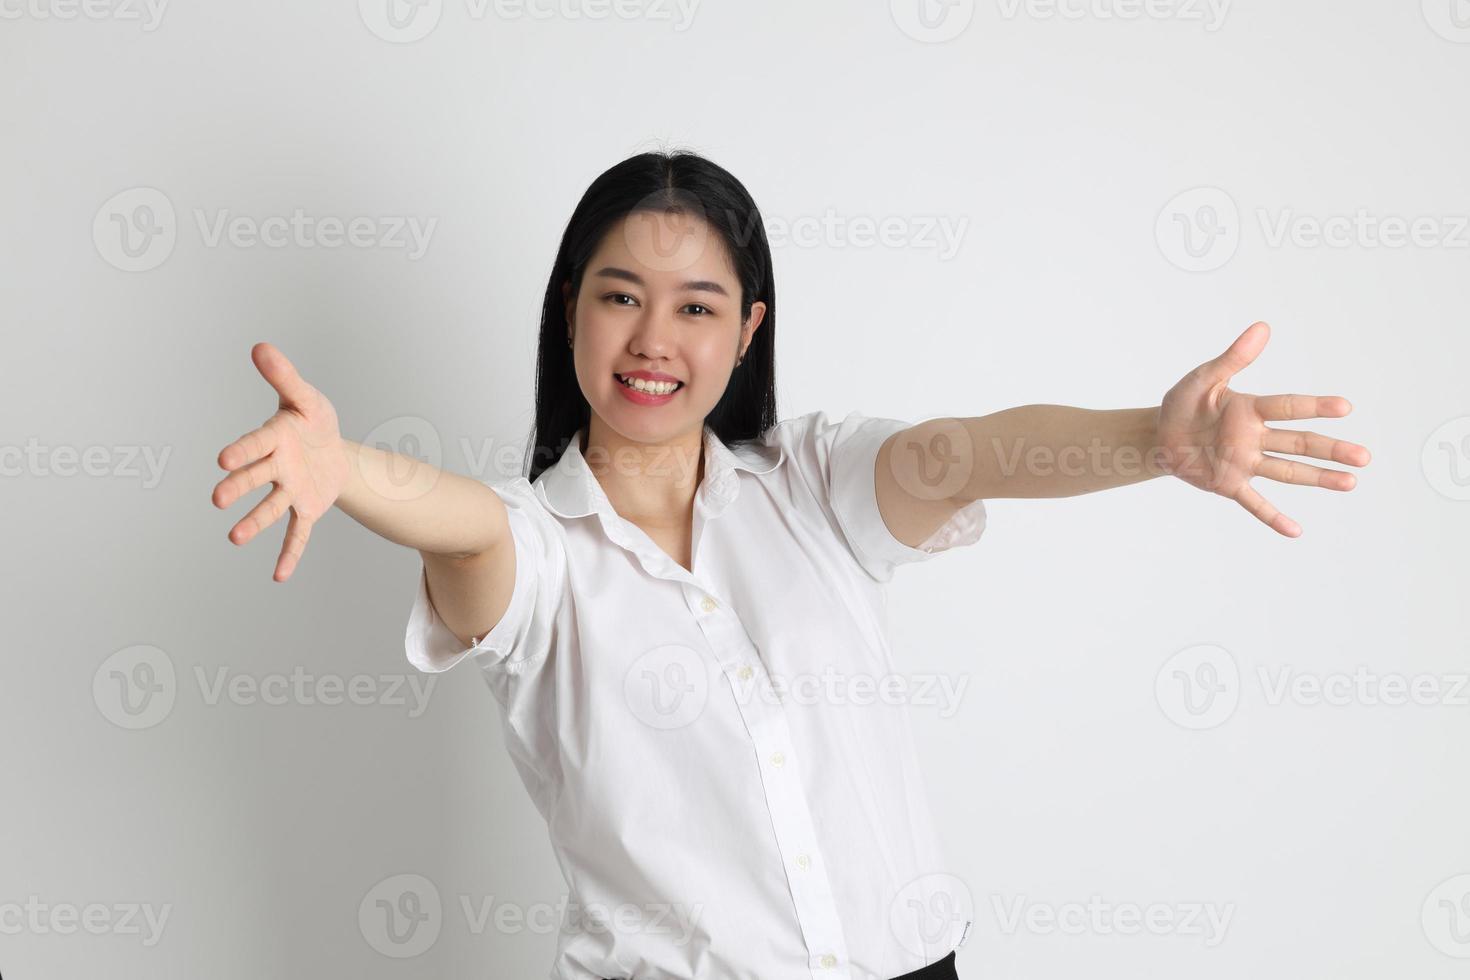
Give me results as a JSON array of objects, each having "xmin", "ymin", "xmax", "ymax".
[
  {"xmin": 892, "ymin": 948, "xmax": 959, "ymax": 979},
  {"xmin": 601, "ymin": 949, "xmax": 959, "ymax": 980}
]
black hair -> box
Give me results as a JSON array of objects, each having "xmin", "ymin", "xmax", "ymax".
[{"xmin": 523, "ymin": 149, "xmax": 777, "ymax": 484}]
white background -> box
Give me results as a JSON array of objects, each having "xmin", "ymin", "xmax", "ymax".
[{"xmin": 3, "ymin": 0, "xmax": 1468, "ymax": 977}]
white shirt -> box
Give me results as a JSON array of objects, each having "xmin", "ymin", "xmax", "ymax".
[{"xmin": 405, "ymin": 410, "xmax": 987, "ymax": 980}]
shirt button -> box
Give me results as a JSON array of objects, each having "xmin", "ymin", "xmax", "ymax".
[
  {"xmin": 700, "ymin": 595, "xmax": 718, "ymax": 612},
  {"xmin": 770, "ymin": 751, "xmax": 785, "ymax": 768},
  {"xmin": 796, "ymin": 854, "xmax": 811, "ymax": 871},
  {"xmin": 737, "ymin": 665, "xmax": 753, "ymax": 681},
  {"xmin": 820, "ymin": 954, "xmax": 837, "ymax": 969}
]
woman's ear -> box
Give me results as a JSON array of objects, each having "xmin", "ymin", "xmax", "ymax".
[{"xmin": 742, "ymin": 300, "xmax": 767, "ymax": 346}]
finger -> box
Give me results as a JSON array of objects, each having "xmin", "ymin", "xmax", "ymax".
[
  {"xmin": 1261, "ymin": 427, "xmax": 1372, "ymax": 467},
  {"xmin": 1195, "ymin": 321, "xmax": 1270, "ymax": 387},
  {"xmin": 229, "ymin": 485, "xmax": 291, "ymax": 546},
  {"xmin": 213, "ymin": 455, "xmax": 279, "ymax": 510},
  {"xmin": 274, "ymin": 508, "xmax": 312, "ymax": 582},
  {"xmin": 1254, "ymin": 393, "xmax": 1352, "ymax": 422},
  {"xmin": 251, "ymin": 342, "xmax": 317, "ymax": 409},
  {"xmin": 217, "ymin": 423, "xmax": 279, "ymax": 473},
  {"xmin": 1233, "ymin": 481, "xmax": 1301, "ymax": 537},
  {"xmin": 1255, "ymin": 452, "xmax": 1357, "ymax": 491}
]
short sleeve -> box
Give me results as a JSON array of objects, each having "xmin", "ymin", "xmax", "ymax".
[
  {"xmin": 404, "ymin": 477, "xmax": 564, "ymax": 674},
  {"xmin": 770, "ymin": 410, "xmax": 987, "ymax": 583}
]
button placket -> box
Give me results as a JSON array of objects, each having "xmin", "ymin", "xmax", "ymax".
[
  {"xmin": 738, "ymin": 694, "xmax": 852, "ymax": 979},
  {"xmin": 678, "ymin": 533, "xmax": 850, "ymax": 978}
]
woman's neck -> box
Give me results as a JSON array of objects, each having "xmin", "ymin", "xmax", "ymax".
[{"xmin": 582, "ymin": 416, "xmax": 706, "ymax": 527}]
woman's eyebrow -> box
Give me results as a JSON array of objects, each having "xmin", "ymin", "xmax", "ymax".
[{"xmin": 592, "ymin": 266, "xmax": 730, "ymax": 297}]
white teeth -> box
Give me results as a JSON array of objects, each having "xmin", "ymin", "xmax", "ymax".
[{"xmin": 618, "ymin": 374, "xmax": 680, "ymax": 395}]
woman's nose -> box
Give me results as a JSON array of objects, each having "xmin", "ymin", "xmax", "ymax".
[{"xmin": 628, "ymin": 311, "xmax": 677, "ymax": 360}]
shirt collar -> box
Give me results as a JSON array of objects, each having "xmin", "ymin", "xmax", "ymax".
[{"xmin": 537, "ymin": 421, "xmax": 784, "ymax": 522}]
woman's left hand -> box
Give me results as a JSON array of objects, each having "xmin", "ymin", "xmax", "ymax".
[{"xmin": 1155, "ymin": 321, "xmax": 1371, "ymax": 537}]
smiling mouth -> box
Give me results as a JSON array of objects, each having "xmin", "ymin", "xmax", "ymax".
[{"xmin": 614, "ymin": 372, "xmax": 684, "ymax": 393}]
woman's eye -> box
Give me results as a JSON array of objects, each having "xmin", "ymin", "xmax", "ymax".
[{"xmin": 604, "ymin": 294, "xmax": 711, "ymax": 316}]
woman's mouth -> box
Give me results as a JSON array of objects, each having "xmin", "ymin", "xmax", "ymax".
[{"xmin": 614, "ymin": 373, "xmax": 684, "ymax": 404}]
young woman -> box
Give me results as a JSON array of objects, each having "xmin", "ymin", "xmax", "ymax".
[{"xmin": 212, "ymin": 151, "xmax": 1370, "ymax": 980}]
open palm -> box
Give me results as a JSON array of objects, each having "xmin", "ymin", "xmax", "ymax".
[
  {"xmin": 212, "ymin": 343, "xmax": 350, "ymax": 581},
  {"xmin": 1156, "ymin": 321, "xmax": 1371, "ymax": 537}
]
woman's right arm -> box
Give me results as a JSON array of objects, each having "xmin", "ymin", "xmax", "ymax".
[
  {"xmin": 213, "ymin": 342, "xmax": 516, "ymax": 648},
  {"xmin": 336, "ymin": 439, "xmax": 516, "ymax": 648}
]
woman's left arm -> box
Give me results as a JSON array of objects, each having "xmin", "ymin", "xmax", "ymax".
[{"xmin": 880, "ymin": 321, "xmax": 1371, "ymax": 539}]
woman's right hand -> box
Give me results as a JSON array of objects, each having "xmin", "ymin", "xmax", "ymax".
[{"xmin": 213, "ymin": 342, "xmax": 351, "ymax": 582}]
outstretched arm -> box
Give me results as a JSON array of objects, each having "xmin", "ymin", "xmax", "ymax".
[{"xmin": 876, "ymin": 322, "xmax": 1371, "ymax": 543}]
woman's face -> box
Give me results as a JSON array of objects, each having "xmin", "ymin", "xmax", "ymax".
[{"xmin": 564, "ymin": 209, "xmax": 765, "ymax": 447}]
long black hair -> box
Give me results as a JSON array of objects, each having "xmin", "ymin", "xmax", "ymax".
[{"xmin": 524, "ymin": 150, "xmax": 778, "ymax": 484}]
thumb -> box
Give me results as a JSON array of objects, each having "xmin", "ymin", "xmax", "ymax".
[
  {"xmin": 1196, "ymin": 321, "xmax": 1269, "ymax": 387},
  {"xmin": 251, "ymin": 342, "xmax": 317, "ymax": 408}
]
